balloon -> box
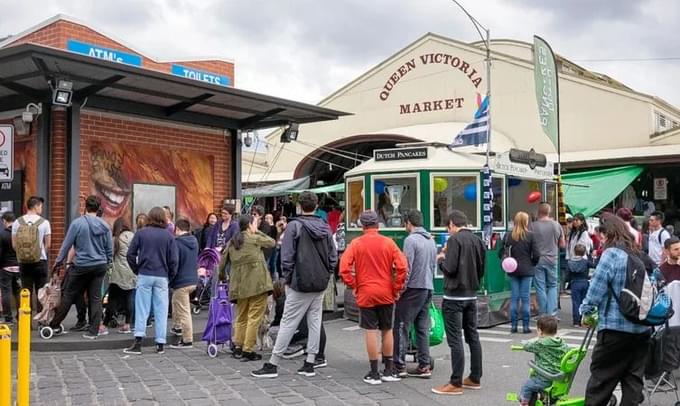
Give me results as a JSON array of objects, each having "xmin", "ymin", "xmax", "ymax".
[
  {"xmin": 508, "ymin": 178, "xmax": 522, "ymax": 187},
  {"xmin": 528, "ymin": 191, "xmax": 542, "ymax": 204},
  {"xmin": 433, "ymin": 177, "xmax": 448, "ymax": 193},
  {"xmin": 464, "ymin": 184, "xmax": 477, "ymax": 201},
  {"xmin": 502, "ymin": 257, "xmax": 518, "ymax": 273},
  {"xmin": 374, "ymin": 180, "xmax": 386, "ymax": 195}
]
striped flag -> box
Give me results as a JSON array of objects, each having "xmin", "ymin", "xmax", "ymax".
[{"xmin": 449, "ymin": 96, "xmax": 489, "ymax": 149}]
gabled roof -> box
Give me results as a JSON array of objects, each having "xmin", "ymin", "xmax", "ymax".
[{"xmin": 0, "ymin": 14, "xmax": 235, "ymax": 63}]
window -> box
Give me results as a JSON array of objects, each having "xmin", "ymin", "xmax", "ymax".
[
  {"xmin": 491, "ymin": 176, "xmax": 505, "ymax": 228},
  {"xmin": 346, "ymin": 177, "xmax": 364, "ymax": 228},
  {"xmin": 372, "ymin": 174, "xmax": 419, "ymax": 228},
  {"xmin": 431, "ymin": 174, "xmax": 479, "ymax": 229},
  {"xmin": 507, "ymin": 177, "xmax": 544, "ymax": 227},
  {"xmin": 546, "ymin": 182, "xmax": 558, "ymax": 212}
]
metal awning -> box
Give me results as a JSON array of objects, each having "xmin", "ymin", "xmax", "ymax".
[{"xmin": 0, "ymin": 43, "xmax": 349, "ymax": 129}]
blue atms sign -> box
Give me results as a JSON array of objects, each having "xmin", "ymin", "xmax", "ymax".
[
  {"xmin": 67, "ymin": 39, "xmax": 142, "ymax": 66},
  {"xmin": 171, "ymin": 64, "xmax": 231, "ymax": 87}
]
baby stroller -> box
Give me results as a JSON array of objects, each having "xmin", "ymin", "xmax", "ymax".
[
  {"xmin": 36, "ymin": 265, "xmax": 65, "ymax": 339},
  {"xmin": 642, "ymin": 324, "xmax": 680, "ymax": 406},
  {"xmin": 202, "ymin": 280, "xmax": 233, "ymax": 358},
  {"xmin": 193, "ymin": 248, "xmax": 220, "ymax": 315}
]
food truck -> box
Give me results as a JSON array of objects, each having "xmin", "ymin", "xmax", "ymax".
[{"xmin": 343, "ymin": 143, "xmax": 556, "ymax": 327}]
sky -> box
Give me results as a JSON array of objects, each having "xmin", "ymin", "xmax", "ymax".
[{"xmin": 1, "ymin": 0, "xmax": 679, "ymax": 111}]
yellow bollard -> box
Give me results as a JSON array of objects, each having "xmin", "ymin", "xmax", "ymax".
[
  {"xmin": 16, "ymin": 289, "xmax": 31, "ymax": 406},
  {"xmin": 0, "ymin": 324, "xmax": 11, "ymax": 406}
]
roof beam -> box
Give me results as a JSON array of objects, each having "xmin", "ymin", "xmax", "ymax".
[
  {"xmin": 0, "ymin": 78, "xmax": 46, "ymax": 100},
  {"xmin": 73, "ymin": 74, "xmax": 125, "ymax": 101},
  {"xmin": 164, "ymin": 93, "xmax": 214, "ymax": 116},
  {"xmin": 31, "ymin": 56, "xmax": 53, "ymax": 81},
  {"xmin": 238, "ymin": 108, "xmax": 286, "ymax": 128}
]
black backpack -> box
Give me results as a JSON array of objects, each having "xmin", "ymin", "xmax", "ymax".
[{"xmin": 293, "ymin": 225, "xmax": 332, "ymax": 292}]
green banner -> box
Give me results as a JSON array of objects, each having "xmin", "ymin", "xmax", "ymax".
[{"xmin": 533, "ymin": 36, "xmax": 559, "ymax": 151}]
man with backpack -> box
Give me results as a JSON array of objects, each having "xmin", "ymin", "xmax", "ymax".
[
  {"xmin": 647, "ymin": 211, "xmax": 671, "ymax": 265},
  {"xmin": 11, "ymin": 196, "xmax": 52, "ymax": 315},
  {"xmin": 580, "ymin": 215, "xmax": 655, "ymax": 405},
  {"xmin": 251, "ymin": 191, "xmax": 337, "ymax": 379},
  {"xmin": 48, "ymin": 196, "xmax": 113, "ymax": 339}
]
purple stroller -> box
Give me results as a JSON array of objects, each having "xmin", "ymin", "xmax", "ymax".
[
  {"xmin": 202, "ymin": 281, "xmax": 233, "ymax": 358},
  {"xmin": 192, "ymin": 249, "xmax": 220, "ymax": 315}
]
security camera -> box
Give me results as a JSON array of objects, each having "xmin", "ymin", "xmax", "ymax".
[{"xmin": 22, "ymin": 111, "xmax": 34, "ymax": 123}]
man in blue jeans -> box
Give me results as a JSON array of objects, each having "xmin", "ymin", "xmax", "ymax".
[{"xmin": 529, "ymin": 203, "xmax": 565, "ymax": 316}]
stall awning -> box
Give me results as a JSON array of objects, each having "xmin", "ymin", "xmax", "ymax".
[
  {"xmin": 242, "ymin": 177, "xmax": 310, "ymax": 198},
  {"xmin": 293, "ymin": 183, "xmax": 344, "ymax": 194},
  {"xmin": 562, "ymin": 165, "xmax": 643, "ymax": 217}
]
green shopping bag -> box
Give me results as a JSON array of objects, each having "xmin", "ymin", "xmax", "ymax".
[{"xmin": 409, "ymin": 302, "xmax": 445, "ymax": 347}]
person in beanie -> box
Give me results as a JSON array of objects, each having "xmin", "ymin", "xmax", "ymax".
[
  {"xmin": 393, "ymin": 209, "xmax": 436, "ymax": 378},
  {"xmin": 251, "ymin": 191, "xmax": 337, "ymax": 378},
  {"xmin": 340, "ymin": 210, "xmax": 408, "ymax": 385},
  {"xmin": 432, "ymin": 210, "xmax": 485, "ymax": 395}
]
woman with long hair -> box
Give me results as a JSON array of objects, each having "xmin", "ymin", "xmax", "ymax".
[
  {"xmin": 566, "ymin": 213, "xmax": 592, "ymax": 261},
  {"xmin": 579, "ymin": 215, "xmax": 655, "ymax": 404},
  {"xmin": 124, "ymin": 207, "xmax": 178, "ymax": 355},
  {"xmin": 220, "ymin": 214, "xmax": 275, "ymax": 361},
  {"xmin": 135, "ymin": 213, "xmax": 148, "ymax": 231},
  {"xmin": 195, "ymin": 212, "xmax": 218, "ymax": 250},
  {"xmin": 499, "ymin": 212, "xmax": 540, "ymax": 333},
  {"xmin": 104, "ymin": 218, "xmax": 137, "ymax": 333}
]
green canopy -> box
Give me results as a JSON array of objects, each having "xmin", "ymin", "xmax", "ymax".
[
  {"xmin": 292, "ymin": 183, "xmax": 344, "ymax": 194},
  {"xmin": 562, "ymin": 165, "xmax": 643, "ymax": 217}
]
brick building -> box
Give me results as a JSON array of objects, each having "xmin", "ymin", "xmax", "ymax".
[{"xmin": 0, "ymin": 15, "xmax": 344, "ymax": 260}]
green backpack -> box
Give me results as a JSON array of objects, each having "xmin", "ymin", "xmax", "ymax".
[
  {"xmin": 409, "ymin": 301, "xmax": 445, "ymax": 347},
  {"xmin": 15, "ymin": 217, "xmax": 45, "ymax": 264}
]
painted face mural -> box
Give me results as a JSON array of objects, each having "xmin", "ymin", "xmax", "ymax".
[{"xmin": 89, "ymin": 141, "xmax": 214, "ymax": 226}]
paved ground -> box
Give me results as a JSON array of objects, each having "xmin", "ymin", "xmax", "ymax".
[{"xmin": 9, "ymin": 297, "xmax": 680, "ymax": 405}]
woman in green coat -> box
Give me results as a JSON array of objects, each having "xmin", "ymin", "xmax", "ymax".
[{"xmin": 222, "ymin": 214, "xmax": 275, "ymax": 361}]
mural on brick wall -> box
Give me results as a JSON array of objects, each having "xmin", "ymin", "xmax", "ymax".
[
  {"xmin": 14, "ymin": 140, "xmax": 37, "ymax": 210},
  {"xmin": 89, "ymin": 141, "xmax": 214, "ymax": 227}
]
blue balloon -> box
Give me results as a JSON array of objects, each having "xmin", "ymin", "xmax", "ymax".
[
  {"xmin": 375, "ymin": 180, "xmax": 386, "ymax": 195},
  {"xmin": 508, "ymin": 178, "xmax": 522, "ymax": 187},
  {"xmin": 464, "ymin": 184, "xmax": 477, "ymax": 201}
]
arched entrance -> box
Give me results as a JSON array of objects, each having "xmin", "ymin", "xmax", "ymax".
[{"xmin": 294, "ymin": 134, "xmax": 419, "ymax": 185}]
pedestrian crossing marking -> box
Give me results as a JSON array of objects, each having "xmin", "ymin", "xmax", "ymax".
[{"xmin": 479, "ymin": 337, "xmax": 512, "ymax": 343}]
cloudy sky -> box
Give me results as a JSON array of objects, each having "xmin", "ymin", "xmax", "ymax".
[{"xmin": 2, "ymin": 0, "xmax": 679, "ymax": 108}]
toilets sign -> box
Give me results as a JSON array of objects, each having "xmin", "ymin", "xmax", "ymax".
[{"xmin": 171, "ymin": 65, "xmax": 231, "ymax": 87}]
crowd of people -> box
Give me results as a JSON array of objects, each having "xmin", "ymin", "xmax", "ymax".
[{"xmin": 2, "ymin": 192, "xmax": 680, "ymax": 405}]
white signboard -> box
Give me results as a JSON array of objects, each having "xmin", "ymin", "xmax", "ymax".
[
  {"xmin": 493, "ymin": 151, "xmax": 554, "ymax": 180},
  {"xmin": 654, "ymin": 178, "xmax": 668, "ymax": 200},
  {"xmin": 0, "ymin": 125, "xmax": 13, "ymax": 182}
]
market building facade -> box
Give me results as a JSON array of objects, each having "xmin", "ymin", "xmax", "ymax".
[
  {"xmin": 0, "ymin": 15, "xmax": 344, "ymax": 261},
  {"xmin": 245, "ymin": 33, "xmax": 680, "ymax": 227}
]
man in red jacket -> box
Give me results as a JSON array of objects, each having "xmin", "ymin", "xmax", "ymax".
[{"xmin": 340, "ymin": 210, "xmax": 408, "ymax": 385}]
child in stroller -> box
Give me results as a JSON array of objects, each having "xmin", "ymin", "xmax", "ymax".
[{"xmin": 192, "ymin": 248, "xmax": 221, "ymax": 314}]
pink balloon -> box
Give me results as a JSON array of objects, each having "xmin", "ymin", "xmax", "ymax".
[{"xmin": 502, "ymin": 257, "xmax": 518, "ymax": 273}]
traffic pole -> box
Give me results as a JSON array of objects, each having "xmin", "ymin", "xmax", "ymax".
[
  {"xmin": 16, "ymin": 289, "xmax": 31, "ymax": 406},
  {"xmin": 0, "ymin": 324, "xmax": 11, "ymax": 406}
]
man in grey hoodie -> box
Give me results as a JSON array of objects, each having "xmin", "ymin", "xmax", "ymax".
[
  {"xmin": 393, "ymin": 209, "xmax": 436, "ymax": 378},
  {"xmin": 50, "ymin": 195, "xmax": 113, "ymax": 339}
]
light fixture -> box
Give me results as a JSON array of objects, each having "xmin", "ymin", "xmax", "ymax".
[
  {"xmin": 280, "ymin": 122, "xmax": 299, "ymax": 143},
  {"xmin": 243, "ymin": 131, "xmax": 254, "ymax": 148},
  {"xmin": 51, "ymin": 79, "xmax": 73, "ymax": 107}
]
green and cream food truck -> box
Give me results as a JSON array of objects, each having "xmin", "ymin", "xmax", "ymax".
[{"xmin": 343, "ymin": 144, "xmax": 556, "ymax": 327}]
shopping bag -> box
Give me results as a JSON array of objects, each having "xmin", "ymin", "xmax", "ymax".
[{"xmin": 409, "ymin": 301, "xmax": 445, "ymax": 347}]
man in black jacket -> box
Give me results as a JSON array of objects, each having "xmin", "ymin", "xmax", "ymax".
[
  {"xmin": 432, "ymin": 210, "xmax": 485, "ymax": 396},
  {"xmin": 0, "ymin": 212, "xmax": 19, "ymax": 323}
]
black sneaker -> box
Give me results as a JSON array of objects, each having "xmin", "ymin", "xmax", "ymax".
[
  {"xmin": 171, "ymin": 327, "xmax": 182, "ymax": 336},
  {"xmin": 169, "ymin": 340, "xmax": 193, "ymax": 349},
  {"xmin": 381, "ymin": 370, "xmax": 402, "ymax": 382},
  {"xmin": 297, "ymin": 361, "xmax": 316, "ymax": 377},
  {"xmin": 156, "ymin": 344, "xmax": 165, "ymax": 354},
  {"xmin": 53, "ymin": 326, "xmax": 67, "ymax": 336},
  {"xmin": 363, "ymin": 371, "xmax": 382, "ymax": 385},
  {"xmin": 82, "ymin": 332, "xmax": 98, "ymax": 340},
  {"xmin": 240, "ymin": 351, "xmax": 263, "ymax": 362},
  {"xmin": 282, "ymin": 345, "xmax": 305, "ymax": 359},
  {"xmin": 251, "ymin": 363, "xmax": 278, "ymax": 378},
  {"xmin": 395, "ymin": 366, "xmax": 407, "ymax": 378},
  {"xmin": 123, "ymin": 342, "xmax": 142, "ymax": 355},
  {"xmin": 71, "ymin": 322, "xmax": 89, "ymax": 332},
  {"xmin": 232, "ymin": 347, "xmax": 243, "ymax": 359},
  {"xmin": 313, "ymin": 357, "xmax": 327, "ymax": 369}
]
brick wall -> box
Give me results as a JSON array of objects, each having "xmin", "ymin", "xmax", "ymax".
[
  {"xmin": 78, "ymin": 110, "xmax": 232, "ymax": 215},
  {"xmin": 49, "ymin": 110, "xmax": 67, "ymax": 261},
  {"xmin": 7, "ymin": 19, "xmax": 235, "ymax": 84}
]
